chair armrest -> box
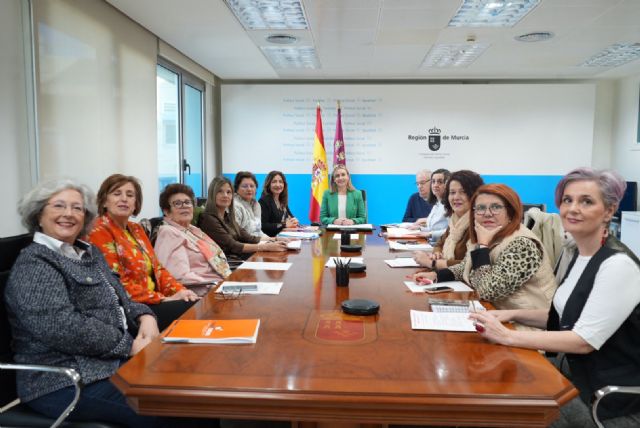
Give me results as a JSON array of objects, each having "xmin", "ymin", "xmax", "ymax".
[
  {"xmin": 592, "ymin": 385, "xmax": 640, "ymax": 428},
  {"xmin": 0, "ymin": 363, "xmax": 82, "ymax": 428}
]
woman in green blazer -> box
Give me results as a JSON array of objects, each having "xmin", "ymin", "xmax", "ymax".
[{"xmin": 320, "ymin": 165, "xmax": 366, "ymax": 225}]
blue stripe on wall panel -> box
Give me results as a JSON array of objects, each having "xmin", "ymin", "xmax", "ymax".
[{"xmin": 222, "ymin": 173, "xmax": 562, "ymax": 226}]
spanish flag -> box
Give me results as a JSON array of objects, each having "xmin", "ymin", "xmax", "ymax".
[{"xmin": 309, "ymin": 104, "xmax": 329, "ymax": 223}]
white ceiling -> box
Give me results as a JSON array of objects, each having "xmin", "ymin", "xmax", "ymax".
[{"xmin": 106, "ymin": 0, "xmax": 640, "ymax": 81}]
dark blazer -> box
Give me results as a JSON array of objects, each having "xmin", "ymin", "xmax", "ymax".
[
  {"xmin": 199, "ymin": 211, "xmax": 260, "ymax": 257},
  {"xmin": 259, "ymin": 194, "xmax": 294, "ymax": 237}
]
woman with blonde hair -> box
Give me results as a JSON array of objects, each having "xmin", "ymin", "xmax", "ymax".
[{"xmin": 320, "ymin": 165, "xmax": 366, "ymax": 225}]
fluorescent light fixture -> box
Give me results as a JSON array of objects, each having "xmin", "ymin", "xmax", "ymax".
[
  {"xmin": 449, "ymin": 0, "xmax": 540, "ymax": 27},
  {"xmin": 260, "ymin": 46, "xmax": 320, "ymax": 69},
  {"xmin": 421, "ymin": 43, "xmax": 489, "ymax": 68},
  {"xmin": 225, "ymin": 0, "xmax": 308, "ymax": 30},
  {"xmin": 580, "ymin": 43, "xmax": 640, "ymax": 68}
]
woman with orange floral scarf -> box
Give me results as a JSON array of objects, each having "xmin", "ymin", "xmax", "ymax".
[{"xmin": 88, "ymin": 174, "xmax": 199, "ymax": 331}]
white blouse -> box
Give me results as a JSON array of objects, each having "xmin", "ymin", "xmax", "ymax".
[
  {"xmin": 553, "ymin": 253, "xmax": 640, "ymax": 350},
  {"xmin": 337, "ymin": 194, "xmax": 347, "ymax": 219},
  {"xmin": 421, "ymin": 201, "xmax": 448, "ymax": 240}
]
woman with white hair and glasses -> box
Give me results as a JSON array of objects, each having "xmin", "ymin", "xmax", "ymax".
[
  {"xmin": 4, "ymin": 178, "xmax": 201, "ymax": 427},
  {"xmin": 469, "ymin": 168, "xmax": 640, "ymax": 427}
]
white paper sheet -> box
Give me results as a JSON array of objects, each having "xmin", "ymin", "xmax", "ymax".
[
  {"xmin": 326, "ymin": 224, "xmax": 374, "ymax": 231},
  {"xmin": 325, "ymin": 257, "xmax": 364, "ymax": 268},
  {"xmin": 278, "ymin": 231, "xmax": 319, "ymax": 239},
  {"xmin": 382, "ymin": 222, "xmax": 414, "ymax": 229},
  {"xmin": 403, "ymin": 281, "xmax": 473, "ymax": 293},
  {"xmin": 385, "ymin": 258, "xmax": 420, "ymax": 268},
  {"xmin": 385, "ymin": 228, "xmax": 425, "ymax": 239},
  {"xmin": 410, "ymin": 310, "xmax": 476, "ymax": 332},
  {"xmin": 388, "ymin": 240, "xmax": 432, "ymax": 251},
  {"xmin": 332, "ymin": 233, "xmax": 359, "ymax": 240},
  {"xmin": 237, "ymin": 262, "xmax": 292, "ymax": 271},
  {"xmin": 286, "ymin": 240, "xmax": 302, "ymax": 250},
  {"xmin": 216, "ymin": 281, "xmax": 283, "ymax": 295}
]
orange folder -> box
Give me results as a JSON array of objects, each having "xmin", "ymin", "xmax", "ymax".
[{"xmin": 161, "ymin": 319, "xmax": 260, "ymax": 344}]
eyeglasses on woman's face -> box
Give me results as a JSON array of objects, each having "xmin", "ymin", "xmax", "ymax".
[
  {"xmin": 170, "ymin": 199, "xmax": 193, "ymax": 208},
  {"xmin": 473, "ymin": 203, "xmax": 506, "ymax": 216},
  {"xmin": 47, "ymin": 202, "xmax": 85, "ymax": 215}
]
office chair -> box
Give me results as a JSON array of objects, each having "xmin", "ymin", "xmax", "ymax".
[
  {"xmin": 522, "ymin": 203, "xmax": 546, "ymax": 223},
  {"xmin": 592, "ymin": 386, "xmax": 640, "ymax": 428},
  {"xmin": 138, "ymin": 217, "xmax": 164, "ymax": 245},
  {"xmin": 0, "ymin": 233, "xmax": 122, "ymax": 428},
  {"xmin": 360, "ymin": 189, "xmax": 368, "ymax": 223},
  {"xmin": 523, "ymin": 206, "xmax": 564, "ymax": 267}
]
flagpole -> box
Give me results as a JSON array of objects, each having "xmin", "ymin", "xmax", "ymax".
[{"xmin": 333, "ymin": 101, "xmax": 346, "ymax": 168}]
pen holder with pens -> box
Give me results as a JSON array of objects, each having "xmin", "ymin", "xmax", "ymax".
[{"xmin": 335, "ymin": 258, "xmax": 350, "ymax": 287}]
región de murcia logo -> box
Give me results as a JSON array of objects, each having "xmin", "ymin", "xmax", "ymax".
[{"xmin": 428, "ymin": 127, "xmax": 441, "ymax": 152}]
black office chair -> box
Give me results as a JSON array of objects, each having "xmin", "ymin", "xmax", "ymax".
[
  {"xmin": 138, "ymin": 216, "xmax": 164, "ymax": 246},
  {"xmin": 0, "ymin": 233, "xmax": 122, "ymax": 428},
  {"xmin": 360, "ymin": 189, "xmax": 368, "ymax": 223}
]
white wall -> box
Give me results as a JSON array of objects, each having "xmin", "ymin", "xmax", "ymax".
[
  {"xmin": 222, "ymin": 83, "xmax": 596, "ymax": 175},
  {"xmin": 592, "ymin": 81, "xmax": 615, "ymax": 169},
  {"xmin": 611, "ymin": 73, "xmax": 640, "ymax": 210},
  {"xmin": 0, "ymin": 0, "xmax": 34, "ymax": 236}
]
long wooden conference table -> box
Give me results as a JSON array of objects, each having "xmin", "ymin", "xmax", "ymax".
[{"xmin": 112, "ymin": 231, "xmax": 577, "ymax": 427}]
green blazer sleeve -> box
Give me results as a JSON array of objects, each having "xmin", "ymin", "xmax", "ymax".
[
  {"xmin": 320, "ymin": 190, "xmax": 336, "ymax": 225},
  {"xmin": 347, "ymin": 190, "xmax": 367, "ymax": 224}
]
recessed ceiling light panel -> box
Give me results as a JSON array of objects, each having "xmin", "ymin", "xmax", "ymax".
[
  {"xmin": 449, "ymin": 0, "xmax": 540, "ymax": 28},
  {"xmin": 225, "ymin": 0, "xmax": 309, "ymax": 30},
  {"xmin": 421, "ymin": 43, "xmax": 490, "ymax": 68},
  {"xmin": 515, "ymin": 31, "xmax": 554, "ymax": 42},
  {"xmin": 260, "ymin": 46, "xmax": 320, "ymax": 69},
  {"xmin": 580, "ymin": 43, "xmax": 640, "ymax": 68}
]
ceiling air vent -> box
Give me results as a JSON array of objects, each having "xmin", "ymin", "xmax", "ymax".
[
  {"xmin": 515, "ymin": 32, "xmax": 554, "ymax": 42},
  {"xmin": 266, "ymin": 34, "xmax": 298, "ymax": 45}
]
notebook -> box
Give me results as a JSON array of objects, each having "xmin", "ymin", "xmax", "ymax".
[{"xmin": 162, "ymin": 319, "xmax": 260, "ymax": 344}]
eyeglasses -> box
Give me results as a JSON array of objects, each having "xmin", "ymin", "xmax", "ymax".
[
  {"xmin": 415, "ymin": 180, "xmax": 431, "ymax": 186},
  {"xmin": 214, "ymin": 288, "xmax": 243, "ymax": 300},
  {"xmin": 239, "ymin": 183, "xmax": 256, "ymax": 189},
  {"xmin": 473, "ymin": 203, "xmax": 506, "ymax": 216},
  {"xmin": 47, "ymin": 202, "xmax": 85, "ymax": 215},
  {"xmin": 171, "ymin": 199, "xmax": 193, "ymax": 208}
]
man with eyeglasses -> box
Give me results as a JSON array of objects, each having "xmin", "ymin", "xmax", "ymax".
[{"xmin": 402, "ymin": 169, "xmax": 433, "ymax": 223}]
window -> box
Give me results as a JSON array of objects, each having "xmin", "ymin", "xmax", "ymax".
[{"xmin": 156, "ymin": 61, "xmax": 205, "ymax": 197}]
